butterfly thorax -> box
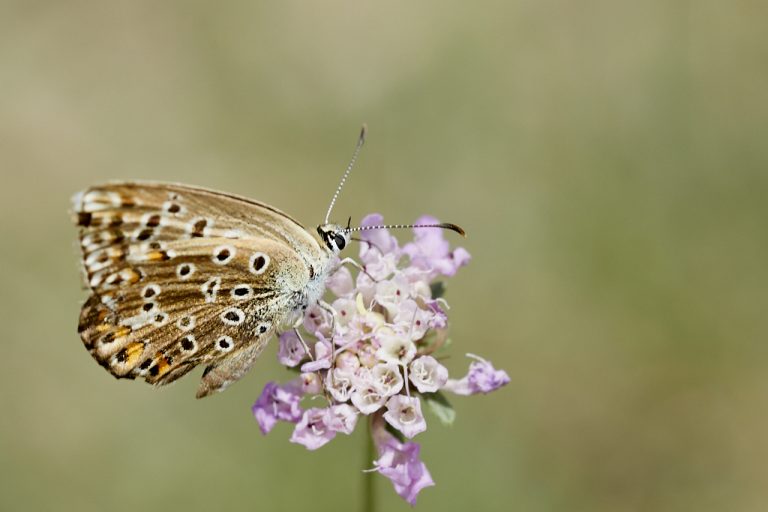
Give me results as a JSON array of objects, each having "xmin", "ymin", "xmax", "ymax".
[{"xmin": 296, "ymin": 256, "xmax": 335, "ymax": 318}]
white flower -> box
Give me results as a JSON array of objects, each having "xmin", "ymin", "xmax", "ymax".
[
  {"xmin": 357, "ymin": 343, "xmax": 379, "ymax": 368},
  {"xmin": 409, "ymin": 356, "xmax": 448, "ymax": 393},
  {"xmin": 402, "ymin": 266, "xmax": 433, "ymax": 301},
  {"xmin": 335, "ymin": 351, "xmax": 361, "ymax": 373},
  {"xmin": 383, "ymin": 395, "xmax": 427, "ymax": 439},
  {"xmin": 351, "ymin": 369, "xmax": 387, "ymax": 414},
  {"xmin": 344, "ymin": 294, "xmax": 386, "ymax": 348},
  {"xmin": 364, "ymin": 252, "xmax": 400, "ymax": 281},
  {"xmin": 376, "ymin": 333, "xmax": 416, "ymax": 366},
  {"xmin": 410, "ymin": 280, "xmax": 432, "ymax": 302},
  {"xmin": 374, "ymin": 274, "xmax": 410, "ymax": 316},
  {"xmin": 371, "ymin": 362, "xmax": 404, "ymax": 397},
  {"xmin": 393, "ymin": 300, "xmax": 433, "ymax": 341},
  {"xmin": 355, "ymin": 272, "xmax": 378, "ymax": 307},
  {"xmin": 331, "ymin": 297, "xmax": 357, "ymax": 328},
  {"xmin": 326, "ymin": 368, "xmax": 354, "ymax": 403}
]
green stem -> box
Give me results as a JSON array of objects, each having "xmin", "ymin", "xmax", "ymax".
[{"xmin": 362, "ymin": 418, "xmax": 376, "ymax": 512}]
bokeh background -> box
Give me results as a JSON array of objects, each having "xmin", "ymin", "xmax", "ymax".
[{"xmin": 1, "ymin": 1, "xmax": 767, "ymax": 511}]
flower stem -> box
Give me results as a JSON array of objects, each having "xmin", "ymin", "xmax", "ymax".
[{"xmin": 362, "ymin": 419, "xmax": 376, "ymax": 512}]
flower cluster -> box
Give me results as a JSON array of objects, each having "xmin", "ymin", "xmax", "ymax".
[{"xmin": 252, "ymin": 213, "xmax": 509, "ymax": 505}]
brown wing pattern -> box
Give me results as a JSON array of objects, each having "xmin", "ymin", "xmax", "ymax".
[{"xmin": 73, "ymin": 182, "xmax": 316, "ymax": 397}]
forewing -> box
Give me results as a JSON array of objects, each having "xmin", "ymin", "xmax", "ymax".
[
  {"xmin": 73, "ymin": 181, "xmax": 320, "ymax": 260},
  {"xmin": 73, "ymin": 183, "xmax": 314, "ymax": 397}
]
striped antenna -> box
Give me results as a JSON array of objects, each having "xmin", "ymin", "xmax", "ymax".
[
  {"xmin": 345, "ymin": 222, "xmax": 466, "ymax": 237},
  {"xmin": 324, "ymin": 124, "xmax": 367, "ymax": 224}
]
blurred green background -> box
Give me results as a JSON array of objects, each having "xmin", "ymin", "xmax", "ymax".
[{"xmin": 1, "ymin": 1, "xmax": 767, "ymax": 511}]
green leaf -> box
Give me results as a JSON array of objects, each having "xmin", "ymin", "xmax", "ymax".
[
  {"xmin": 422, "ymin": 391, "xmax": 456, "ymax": 426},
  {"xmin": 430, "ymin": 281, "xmax": 446, "ymax": 299}
]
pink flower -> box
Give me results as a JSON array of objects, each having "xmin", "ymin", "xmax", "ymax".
[
  {"xmin": 426, "ymin": 300, "xmax": 448, "ymax": 329},
  {"xmin": 303, "ymin": 304, "xmax": 332, "ymax": 336},
  {"xmin": 444, "ymin": 354, "xmax": 510, "ymax": 395},
  {"xmin": 277, "ymin": 331, "xmax": 306, "ymax": 367},
  {"xmin": 251, "ymin": 211, "xmax": 511, "ymax": 505},
  {"xmin": 290, "ymin": 408, "xmax": 336, "ymax": 450},
  {"xmin": 252, "ymin": 381, "xmax": 303, "ymax": 435},
  {"xmin": 403, "ymin": 215, "xmax": 470, "ymax": 278},
  {"xmin": 359, "ymin": 214, "xmax": 401, "ymax": 280},
  {"xmin": 372, "ymin": 417, "xmax": 435, "ymax": 505},
  {"xmin": 300, "ymin": 339, "xmax": 332, "ymax": 373},
  {"xmin": 326, "ymin": 265, "xmax": 355, "ymax": 297},
  {"xmin": 359, "ymin": 214, "xmax": 400, "ymax": 264},
  {"xmin": 327, "ymin": 404, "xmax": 359, "ymax": 435}
]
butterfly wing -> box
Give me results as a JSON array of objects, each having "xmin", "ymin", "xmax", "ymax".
[{"xmin": 73, "ymin": 182, "xmax": 325, "ymax": 397}]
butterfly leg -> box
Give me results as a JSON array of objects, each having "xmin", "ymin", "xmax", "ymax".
[
  {"xmin": 351, "ymin": 237, "xmax": 386, "ymax": 261},
  {"xmin": 317, "ymin": 300, "xmax": 338, "ymax": 348},
  {"xmin": 316, "ymin": 299, "xmax": 341, "ymax": 390},
  {"xmin": 291, "ymin": 307, "xmax": 334, "ymax": 403},
  {"xmin": 338, "ymin": 257, "xmax": 378, "ymax": 283},
  {"xmin": 293, "ymin": 328, "xmax": 315, "ymax": 362},
  {"xmin": 293, "ymin": 328, "xmax": 336, "ymax": 406}
]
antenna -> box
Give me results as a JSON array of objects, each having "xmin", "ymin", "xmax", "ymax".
[
  {"xmin": 324, "ymin": 124, "xmax": 367, "ymax": 224},
  {"xmin": 345, "ymin": 222, "xmax": 466, "ymax": 237},
  {"xmin": 324, "ymin": 126, "xmax": 466, "ymax": 238}
]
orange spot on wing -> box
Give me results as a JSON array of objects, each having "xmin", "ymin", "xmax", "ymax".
[
  {"xmin": 155, "ymin": 356, "xmax": 171, "ymax": 376},
  {"xmin": 114, "ymin": 326, "xmax": 131, "ymax": 338},
  {"xmin": 124, "ymin": 342, "xmax": 145, "ymax": 366},
  {"xmin": 124, "ymin": 269, "xmax": 141, "ymax": 284},
  {"xmin": 146, "ymin": 251, "xmax": 170, "ymax": 261}
]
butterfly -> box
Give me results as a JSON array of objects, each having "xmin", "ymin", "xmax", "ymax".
[{"xmin": 72, "ymin": 127, "xmax": 463, "ymax": 398}]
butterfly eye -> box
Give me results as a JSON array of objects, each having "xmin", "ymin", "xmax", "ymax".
[{"xmin": 333, "ymin": 233, "xmax": 346, "ymax": 251}]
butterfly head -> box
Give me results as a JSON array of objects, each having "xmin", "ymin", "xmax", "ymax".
[{"xmin": 317, "ymin": 223, "xmax": 350, "ymax": 254}]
